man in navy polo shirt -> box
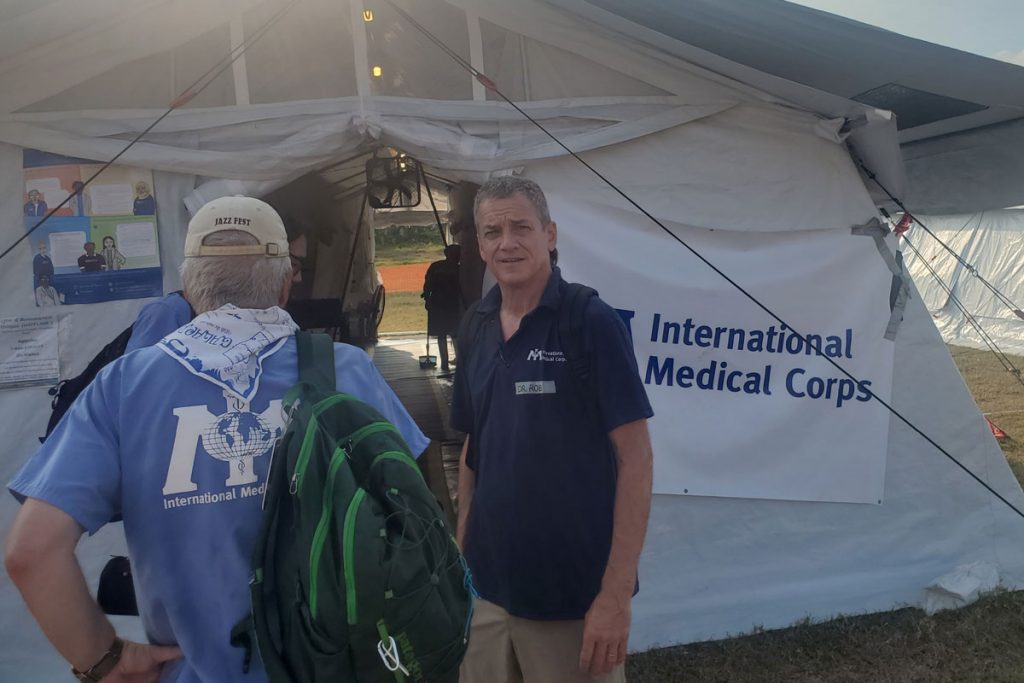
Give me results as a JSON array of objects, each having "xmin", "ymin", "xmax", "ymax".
[{"xmin": 452, "ymin": 176, "xmax": 654, "ymax": 682}]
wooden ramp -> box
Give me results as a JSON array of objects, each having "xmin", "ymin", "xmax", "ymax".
[{"xmin": 370, "ymin": 336, "xmax": 461, "ymax": 524}]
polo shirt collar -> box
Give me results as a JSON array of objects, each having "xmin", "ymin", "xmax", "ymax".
[{"xmin": 475, "ymin": 267, "xmax": 564, "ymax": 315}]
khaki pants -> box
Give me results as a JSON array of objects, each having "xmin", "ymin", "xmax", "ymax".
[{"xmin": 459, "ymin": 599, "xmax": 627, "ymax": 683}]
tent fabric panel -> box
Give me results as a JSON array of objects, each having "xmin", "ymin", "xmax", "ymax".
[
  {"xmin": 902, "ymin": 118, "xmax": 1024, "ymax": 215},
  {"xmin": 0, "ymin": 1, "xmax": 259, "ymax": 115},
  {"xmin": 0, "ymin": 98, "xmax": 737, "ymax": 185},
  {"xmin": 18, "ymin": 26, "xmax": 237, "ymax": 113},
  {"xmin": 364, "ymin": 0, "xmax": 475, "ymax": 101},
  {"xmin": 477, "ymin": 22, "xmax": 672, "ymax": 101},
  {"xmin": 541, "ymin": 0, "xmax": 908, "ymax": 200},
  {"xmin": 453, "ymin": 0, "xmax": 764, "ymax": 103},
  {"xmin": 526, "ymin": 104, "xmax": 879, "ymax": 234},
  {"xmin": 242, "ymin": 0, "xmax": 359, "ymax": 104}
]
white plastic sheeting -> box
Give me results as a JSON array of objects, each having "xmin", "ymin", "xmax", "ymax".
[{"xmin": 903, "ymin": 209, "xmax": 1024, "ymax": 355}]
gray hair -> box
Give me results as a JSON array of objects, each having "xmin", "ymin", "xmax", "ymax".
[
  {"xmin": 473, "ymin": 176, "xmax": 551, "ymax": 226},
  {"xmin": 180, "ymin": 230, "xmax": 292, "ymax": 314},
  {"xmin": 472, "ymin": 176, "xmax": 558, "ymax": 266}
]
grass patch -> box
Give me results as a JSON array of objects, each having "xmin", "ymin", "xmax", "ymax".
[
  {"xmin": 948, "ymin": 346, "xmax": 1024, "ymax": 482},
  {"xmin": 376, "ymin": 244, "xmax": 446, "ymax": 266},
  {"xmin": 378, "ymin": 290, "xmax": 427, "ymax": 334},
  {"xmin": 375, "ymin": 225, "xmax": 446, "ymax": 266},
  {"xmin": 627, "ymin": 344, "xmax": 1024, "ymax": 682},
  {"xmin": 628, "ymin": 589, "xmax": 1024, "ymax": 682}
]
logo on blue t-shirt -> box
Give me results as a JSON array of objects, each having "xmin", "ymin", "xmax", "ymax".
[
  {"xmin": 202, "ymin": 411, "xmax": 277, "ymax": 474},
  {"xmin": 162, "ymin": 401, "xmax": 284, "ymax": 508}
]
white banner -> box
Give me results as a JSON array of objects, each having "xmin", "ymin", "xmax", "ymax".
[{"xmin": 554, "ymin": 199, "xmax": 895, "ymax": 504}]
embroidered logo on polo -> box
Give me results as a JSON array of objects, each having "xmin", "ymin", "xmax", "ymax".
[
  {"xmin": 526, "ymin": 348, "xmax": 566, "ymax": 362},
  {"xmin": 515, "ymin": 381, "xmax": 557, "ymax": 395}
]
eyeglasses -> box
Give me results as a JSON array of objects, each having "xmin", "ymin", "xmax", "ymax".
[{"xmin": 290, "ymin": 254, "xmax": 306, "ymax": 276}]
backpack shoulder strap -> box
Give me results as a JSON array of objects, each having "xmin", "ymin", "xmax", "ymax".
[
  {"xmin": 456, "ymin": 299, "xmax": 488, "ymax": 360},
  {"xmin": 41, "ymin": 322, "xmax": 136, "ymax": 443},
  {"xmin": 558, "ymin": 282, "xmax": 598, "ymax": 386},
  {"xmin": 296, "ymin": 330, "xmax": 336, "ymax": 392}
]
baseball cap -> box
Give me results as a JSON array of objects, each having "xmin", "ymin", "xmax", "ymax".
[{"xmin": 184, "ymin": 195, "xmax": 288, "ymax": 258}]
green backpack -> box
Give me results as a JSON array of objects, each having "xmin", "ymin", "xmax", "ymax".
[{"xmin": 233, "ymin": 331, "xmax": 474, "ymax": 682}]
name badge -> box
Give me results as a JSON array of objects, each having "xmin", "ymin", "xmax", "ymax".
[{"xmin": 515, "ymin": 380, "xmax": 556, "ymax": 395}]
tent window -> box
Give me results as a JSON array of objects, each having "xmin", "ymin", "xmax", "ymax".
[
  {"xmin": 243, "ymin": 0, "xmax": 357, "ymax": 103},
  {"xmin": 18, "ymin": 27, "xmax": 235, "ymax": 113},
  {"xmin": 364, "ymin": 0, "xmax": 472, "ymax": 101},
  {"xmin": 853, "ymin": 83, "xmax": 988, "ymax": 130},
  {"xmin": 480, "ymin": 20, "xmax": 670, "ymax": 101}
]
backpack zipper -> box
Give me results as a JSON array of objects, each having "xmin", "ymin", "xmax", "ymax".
[
  {"xmin": 342, "ymin": 488, "xmax": 367, "ymax": 625},
  {"xmin": 370, "ymin": 450, "xmax": 421, "ymax": 473},
  {"xmin": 308, "ymin": 445, "xmax": 348, "ymax": 620},
  {"xmin": 306, "ymin": 422, "xmax": 399, "ymax": 619},
  {"xmin": 290, "ymin": 394, "xmax": 359, "ymax": 495}
]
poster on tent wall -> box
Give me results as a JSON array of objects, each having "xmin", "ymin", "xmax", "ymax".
[
  {"xmin": 0, "ymin": 315, "xmax": 59, "ymax": 389},
  {"xmin": 23, "ymin": 150, "xmax": 162, "ymax": 307},
  {"xmin": 554, "ymin": 200, "xmax": 896, "ymax": 505}
]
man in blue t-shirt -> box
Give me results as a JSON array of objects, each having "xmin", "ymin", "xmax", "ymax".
[
  {"xmin": 6, "ymin": 196, "xmax": 429, "ymax": 682},
  {"xmin": 124, "ymin": 219, "xmax": 308, "ymax": 352},
  {"xmin": 451, "ymin": 177, "xmax": 654, "ymax": 682}
]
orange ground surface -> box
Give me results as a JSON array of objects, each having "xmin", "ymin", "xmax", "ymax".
[{"xmin": 378, "ymin": 262, "xmax": 430, "ymax": 293}]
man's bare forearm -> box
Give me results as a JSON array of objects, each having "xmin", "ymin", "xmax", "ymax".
[
  {"xmin": 5, "ymin": 498, "xmax": 117, "ymax": 672},
  {"xmin": 601, "ymin": 419, "xmax": 654, "ymax": 600},
  {"xmin": 456, "ymin": 436, "xmax": 475, "ymax": 548}
]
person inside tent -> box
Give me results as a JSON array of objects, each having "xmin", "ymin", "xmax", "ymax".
[
  {"xmin": 452, "ymin": 176, "xmax": 654, "ymax": 682},
  {"xmin": 5, "ymin": 196, "xmax": 428, "ymax": 682},
  {"xmin": 422, "ymin": 243, "xmax": 462, "ymax": 374},
  {"xmin": 448, "ymin": 181, "xmax": 486, "ymax": 307}
]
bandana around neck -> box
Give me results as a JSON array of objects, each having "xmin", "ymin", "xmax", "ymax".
[{"xmin": 158, "ymin": 305, "xmax": 299, "ymax": 401}]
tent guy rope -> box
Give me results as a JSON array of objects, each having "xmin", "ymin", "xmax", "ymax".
[{"xmin": 900, "ymin": 234, "xmax": 1024, "ymax": 386}]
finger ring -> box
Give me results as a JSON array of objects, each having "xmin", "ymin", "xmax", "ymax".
[{"xmin": 607, "ymin": 653, "xmax": 617, "ymax": 660}]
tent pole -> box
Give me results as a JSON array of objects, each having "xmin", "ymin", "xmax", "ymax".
[
  {"xmin": 419, "ymin": 165, "xmax": 448, "ymax": 246},
  {"xmin": 339, "ymin": 194, "xmax": 369, "ymax": 315}
]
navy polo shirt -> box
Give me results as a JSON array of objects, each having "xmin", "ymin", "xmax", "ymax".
[{"xmin": 451, "ymin": 268, "xmax": 653, "ymax": 620}]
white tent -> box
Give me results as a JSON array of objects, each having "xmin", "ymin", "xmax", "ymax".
[
  {"xmin": 903, "ymin": 209, "xmax": 1024, "ymax": 356},
  {"xmin": 2, "ymin": 1, "xmax": 1024, "ymax": 679}
]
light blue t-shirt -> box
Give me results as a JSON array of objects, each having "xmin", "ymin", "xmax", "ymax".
[
  {"xmin": 125, "ymin": 293, "xmax": 193, "ymax": 353},
  {"xmin": 10, "ymin": 337, "xmax": 429, "ymax": 683}
]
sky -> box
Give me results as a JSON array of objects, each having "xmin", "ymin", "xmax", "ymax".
[{"xmin": 787, "ymin": 0, "xmax": 1024, "ymax": 66}]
